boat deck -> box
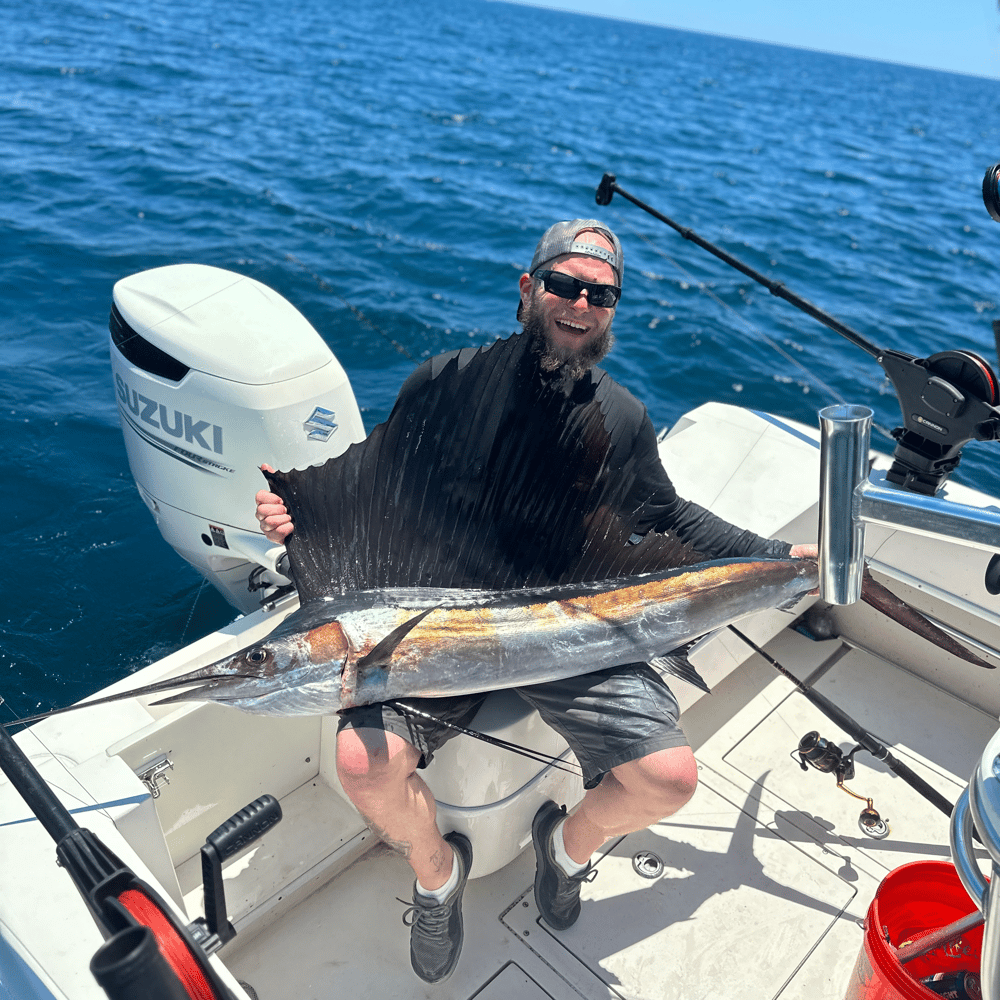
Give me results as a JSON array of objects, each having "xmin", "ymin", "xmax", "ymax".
[{"xmin": 219, "ymin": 628, "xmax": 997, "ymax": 1000}]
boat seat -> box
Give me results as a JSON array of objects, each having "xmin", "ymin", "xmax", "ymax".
[
  {"xmin": 319, "ymin": 690, "xmax": 584, "ymax": 878},
  {"xmin": 421, "ymin": 690, "xmax": 586, "ymax": 878}
]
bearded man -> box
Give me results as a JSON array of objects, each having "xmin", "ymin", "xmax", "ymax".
[{"xmin": 255, "ymin": 220, "xmax": 816, "ymax": 984}]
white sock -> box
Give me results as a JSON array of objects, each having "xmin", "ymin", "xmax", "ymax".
[
  {"xmin": 416, "ymin": 849, "xmax": 460, "ymax": 902},
  {"xmin": 553, "ymin": 817, "xmax": 590, "ymax": 876}
]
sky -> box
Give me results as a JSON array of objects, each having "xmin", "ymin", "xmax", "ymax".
[{"xmin": 509, "ymin": 0, "xmax": 1000, "ymax": 79}]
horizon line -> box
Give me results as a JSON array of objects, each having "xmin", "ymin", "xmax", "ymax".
[{"xmin": 491, "ymin": 0, "xmax": 1000, "ymax": 83}]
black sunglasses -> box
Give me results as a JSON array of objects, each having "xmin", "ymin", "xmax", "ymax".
[{"xmin": 535, "ymin": 269, "xmax": 621, "ymax": 308}]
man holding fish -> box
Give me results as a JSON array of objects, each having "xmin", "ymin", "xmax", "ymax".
[{"xmin": 256, "ymin": 220, "xmax": 817, "ymax": 984}]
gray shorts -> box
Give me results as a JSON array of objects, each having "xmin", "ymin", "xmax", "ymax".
[{"xmin": 336, "ymin": 662, "xmax": 689, "ymax": 789}]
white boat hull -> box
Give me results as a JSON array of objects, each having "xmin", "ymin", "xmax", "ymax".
[{"xmin": 2, "ymin": 402, "xmax": 997, "ymax": 999}]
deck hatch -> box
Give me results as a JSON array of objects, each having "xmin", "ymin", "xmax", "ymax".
[
  {"xmin": 469, "ymin": 962, "xmax": 557, "ymax": 999},
  {"xmin": 720, "ymin": 646, "xmax": 994, "ymax": 874},
  {"xmin": 502, "ymin": 780, "xmax": 856, "ymax": 999}
]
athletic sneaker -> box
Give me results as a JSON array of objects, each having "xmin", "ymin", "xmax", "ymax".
[
  {"xmin": 401, "ymin": 831, "xmax": 473, "ymax": 984},
  {"xmin": 532, "ymin": 800, "xmax": 597, "ymax": 930}
]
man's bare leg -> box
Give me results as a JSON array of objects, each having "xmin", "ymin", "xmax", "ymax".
[
  {"xmin": 336, "ymin": 726, "xmax": 454, "ymax": 890},
  {"xmin": 561, "ymin": 745, "xmax": 699, "ymax": 865}
]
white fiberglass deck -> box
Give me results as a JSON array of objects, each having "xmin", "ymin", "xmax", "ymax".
[{"xmin": 219, "ymin": 628, "xmax": 997, "ymax": 1000}]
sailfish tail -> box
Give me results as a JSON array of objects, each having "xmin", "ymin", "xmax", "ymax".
[{"xmin": 860, "ymin": 567, "xmax": 994, "ymax": 669}]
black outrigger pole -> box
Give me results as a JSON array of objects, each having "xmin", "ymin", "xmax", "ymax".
[{"xmin": 595, "ymin": 172, "xmax": 1000, "ymax": 499}]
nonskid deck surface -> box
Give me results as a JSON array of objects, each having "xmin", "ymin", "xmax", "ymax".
[{"xmin": 220, "ymin": 630, "xmax": 997, "ymax": 1000}]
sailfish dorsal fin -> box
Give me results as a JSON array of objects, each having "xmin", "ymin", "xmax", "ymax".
[{"xmin": 264, "ymin": 334, "xmax": 710, "ymax": 602}]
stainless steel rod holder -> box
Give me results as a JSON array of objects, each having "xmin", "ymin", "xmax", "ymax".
[
  {"xmin": 818, "ymin": 405, "xmax": 872, "ymax": 605},
  {"xmin": 818, "ymin": 403, "xmax": 1000, "ymax": 605}
]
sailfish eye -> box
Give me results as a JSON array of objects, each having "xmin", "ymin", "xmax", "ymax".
[{"xmin": 246, "ymin": 648, "xmax": 269, "ymax": 665}]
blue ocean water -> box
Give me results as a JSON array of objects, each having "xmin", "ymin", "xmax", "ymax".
[{"xmin": 3, "ymin": 0, "xmax": 1000, "ymax": 719}]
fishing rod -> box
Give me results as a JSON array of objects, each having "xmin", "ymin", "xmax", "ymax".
[
  {"xmin": 386, "ymin": 700, "xmax": 583, "ymax": 776},
  {"xmin": 727, "ymin": 626, "xmax": 960, "ymax": 836},
  {"xmin": 596, "ymin": 172, "xmax": 882, "ymax": 360},
  {"xmin": 595, "ymin": 172, "xmax": 1000, "ymax": 500}
]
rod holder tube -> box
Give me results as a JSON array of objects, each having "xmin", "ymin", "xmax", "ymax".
[{"xmin": 818, "ymin": 405, "xmax": 873, "ymax": 605}]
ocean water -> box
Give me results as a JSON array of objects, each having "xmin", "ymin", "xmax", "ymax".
[{"xmin": 3, "ymin": 0, "xmax": 1000, "ymax": 719}]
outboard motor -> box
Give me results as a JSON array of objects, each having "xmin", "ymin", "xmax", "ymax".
[{"xmin": 109, "ymin": 264, "xmax": 366, "ymax": 612}]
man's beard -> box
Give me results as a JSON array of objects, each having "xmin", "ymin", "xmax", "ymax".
[{"xmin": 522, "ymin": 297, "xmax": 615, "ymax": 382}]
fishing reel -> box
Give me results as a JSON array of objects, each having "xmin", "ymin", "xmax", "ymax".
[
  {"xmin": 796, "ymin": 731, "xmax": 855, "ymax": 781},
  {"xmin": 983, "ymin": 162, "xmax": 1000, "ymax": 223},
  {"xmin": 880, "ymin": 162, "xmax": 1000, "ymax": 494},
  {"xmin": 795, "ymin": 731, "xmax": 890, "ymax": 839},
  {"xmin": 879, "ymin": 347, "xmax": 1000, "ymax": 496}
]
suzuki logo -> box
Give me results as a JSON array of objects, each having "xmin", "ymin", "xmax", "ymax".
[
  {"xmin": 304, "ymin": 406, "xmax": 337, "ymax": 442},
  {"xmin": 116, "ymin": 373, "xmax": 224, "ymax": 454}
]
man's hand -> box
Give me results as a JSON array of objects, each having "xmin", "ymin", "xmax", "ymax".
[
  {"xmin": 788, "ymin": 542, "xmax": 819, "ymax": 594},
  {"xmin": 256, "ymin": 464, "xmax": 294, "ymax": 544}
]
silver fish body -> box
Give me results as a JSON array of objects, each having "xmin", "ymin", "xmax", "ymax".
[{"xmin": 150, "ymin": 557, "xmax": 819, "ymax": 715}]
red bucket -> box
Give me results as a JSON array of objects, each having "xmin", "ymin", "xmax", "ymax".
[{"xmin": 845, "ymin": 860, "xmax": 983, "ymax": 1000}]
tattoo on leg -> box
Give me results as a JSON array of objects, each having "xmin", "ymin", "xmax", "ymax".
[
  {"xmin": 368, "ymin": 820, "xmax": 412, "ymax": 860},
  {"xmin": 428, "ymin": 846, "xmax": 450, "ymax": 876}
]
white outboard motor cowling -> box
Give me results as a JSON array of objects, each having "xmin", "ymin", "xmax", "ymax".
[{"xmin": 110, "ymin": 264, "xmax": 366, "ymax": 612}]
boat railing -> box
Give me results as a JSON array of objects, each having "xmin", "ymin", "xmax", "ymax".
[{"xmin": 820, "ymin": 402, "xmax": 1000, "ymax": 1000}]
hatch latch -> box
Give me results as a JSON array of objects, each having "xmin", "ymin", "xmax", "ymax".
[{"xmin": 135, "ymin": 754, "xmax": 173, "ymax": 799}]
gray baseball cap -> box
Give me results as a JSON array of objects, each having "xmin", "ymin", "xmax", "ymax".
[{"xmin": 529, "ymin": 219, "xmax": 623, "ymax": 285}]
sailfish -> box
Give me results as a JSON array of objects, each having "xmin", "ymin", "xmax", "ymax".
[{"xmin": 10, "ymin": 334, "xmax": 994, "ymax": 728}]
